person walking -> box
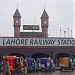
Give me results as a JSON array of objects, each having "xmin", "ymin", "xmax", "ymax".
[
  {"xmin": 5, "ymin": 59, "xmax": 11, "ymax": 75},
  {"xmin": 23, "ymin": 58, "xmax": 28, "ymax": 75},
  {"xmin": 14, "ymin": 59, "xmax": 19, "ymax": 72}
]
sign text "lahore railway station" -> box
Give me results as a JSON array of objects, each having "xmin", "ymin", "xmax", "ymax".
[{"xmin": 0, "ymin": 38, "xmax": 75, "ymax": 46}]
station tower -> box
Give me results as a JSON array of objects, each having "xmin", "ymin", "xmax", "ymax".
[
  {"xmin": 13, "ymin": 8, "xmax": 49, "ymax": 38},
  {"xmin": 13, "ymin": 8, "xmax": 21, "ymax": 37},
  {"xmin": 41, "ymin": 9, "xmax": 49, "ymax": 37}
]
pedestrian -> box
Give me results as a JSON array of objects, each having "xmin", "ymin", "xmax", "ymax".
[
  {"xmin": 20, "ymin": 59, "xmax": 24, "ymax": 73},
  {"xmin": 33, "ymin": 60, "xmax": 37, "ymax": 71},
  {"xmin": 69, "ymin": 58, "xmax": 73, "ymax": 69},
  {"xmin": 0, "ymin": 61, "xmax": 2, "ymax": 72},
  {"xmin": 14, "ymin": 58, "xmax": 19, "ymax": 72},
  {"xmin": 36, "ymin": 58, "xmax": 40, "ymax": 69},
  {"xmin": 23, "ymin": 58, "xmax": 28, "ymax": 75},
  {"xmin": 5, "ymin": 59, "xmax": 11, "ymax": 75}
]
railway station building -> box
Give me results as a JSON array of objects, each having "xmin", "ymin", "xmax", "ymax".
[{"xmin": 0, "ymin": 8, "xmax": 75, "ymax": 63}]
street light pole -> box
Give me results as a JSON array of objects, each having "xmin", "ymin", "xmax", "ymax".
[
  {"xmin": 64, "ymin": 31, "xmax": 66, "ymax": 37},
  {"xmin": 70, "ymin": 30, "xmax": 72, "ymax": 37},
  {"xmin": 60, "ymin": 28, "xmax": 61, "ymax": 37},
  {"xmin": 68, "ymin": 27, "xmax": 69, "ymax": 38}
]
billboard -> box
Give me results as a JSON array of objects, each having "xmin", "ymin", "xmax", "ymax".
[{"xmin": 23, "ymin": 25, "xmax": 39, "ymax": 30}]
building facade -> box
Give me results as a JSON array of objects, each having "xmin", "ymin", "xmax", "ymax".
[{"xmin": 0, "ymin": 8, "xmax": 75, "ymax": 63}]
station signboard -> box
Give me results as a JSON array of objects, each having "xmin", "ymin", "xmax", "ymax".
[
  {"xmin": 0, "ymin": 38, "xmax": 75, "ymax": 46},
  {"xmin": 23, "ymin": 25, "xmax": 39, "ymax": 30}
]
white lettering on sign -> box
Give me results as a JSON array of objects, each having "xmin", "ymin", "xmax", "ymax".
[{"xmin": 0, "ymin": 38, "xmax": 75, "ymax": 46}]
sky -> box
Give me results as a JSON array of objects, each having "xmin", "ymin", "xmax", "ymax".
[{"xmin": 0, "ymin": 0, "xmax": 74, "ymax": 38}]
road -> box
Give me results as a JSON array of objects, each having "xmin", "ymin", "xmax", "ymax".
[{"xmin": 0, "ymin": 71, "xmax": 75, "ymax": 75}]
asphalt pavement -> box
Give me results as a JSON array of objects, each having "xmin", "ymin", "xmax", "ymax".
[{"xmin": 0, "ymin": 70, "xmax": 75, "ymax": 75}]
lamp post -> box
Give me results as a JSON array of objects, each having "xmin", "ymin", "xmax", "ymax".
[
  {"xmin": 70, "ymin": 30, "xmax": 72, "ymax": 37},
  {"xmin": 68, "ymin": 27, "xmax": 69, "ymax": 38},
  {"xmin": 64, "ymin": 31, "xmax": 66, "ymax": 37},
  {"xmin": 60, "ymin": 28, "xmax": 61, "ymax": 37}
]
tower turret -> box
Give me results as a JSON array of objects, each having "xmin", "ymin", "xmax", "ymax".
[
  {"xmin": 41, "ymin": 9, "xmax": 49, "ymax": 37},
  {"xmin": 13, "ymin": 8, "xmax": 21, "ymax": 37}
]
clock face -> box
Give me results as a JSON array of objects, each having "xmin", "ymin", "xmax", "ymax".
[
  {"xmin": 44, "ymin": 21, "xmax": 47, "ymax": 24},
  {"xmin": 16, "ymin": 20, "xmax": 18, "ymax": 23}
]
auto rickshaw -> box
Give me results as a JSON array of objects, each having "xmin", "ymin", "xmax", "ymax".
[
  {"xmin": 3, "ymin": 56, "xmax": 20, "ymax": 73},
  {"xmin": 40, "ymin": 58, "xmax": 55, "ymax": 72},
  {"xmin": 59, "ymin": 57, "xmax": 74, "ymax": 71}
]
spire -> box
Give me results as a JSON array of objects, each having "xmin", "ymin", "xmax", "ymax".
[
  {"xmin": 41, "ymin": 9, "xmax": 49, "ymax": 19},
  {"xmin": 13, "ymin": 8, "xmax": 21, "ymax": 18}
]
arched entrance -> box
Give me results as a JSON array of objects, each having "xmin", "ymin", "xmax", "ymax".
[
  {"xmin": 55, "ymin": 53, "xmax": 71, "ymax": 60},
  {"xmin": 31, "ymin": 53, "xmax": 49, "ymax": 59},
  {"xmin": 9, "ymin": 53, "xmax": 25, "ymax": 58}
]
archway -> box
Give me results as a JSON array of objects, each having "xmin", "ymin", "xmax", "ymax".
[
  {"xmin": 31, "ymin": 53, "xmax": 49, "ymax": 59},
  {"xmin": 55, "ymin": 53, "xmax": 71, "ymax": 60},
  {"xmin": 8, "ymin": 53, "xmax": 25, "ymax": 58}
]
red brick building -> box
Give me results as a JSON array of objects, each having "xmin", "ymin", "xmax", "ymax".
[
  {"xmin": 13, "ymin": 8, "xmax": 49, "ymax": 38},
  {"xmin": 0, "ymin": 8, "xmax": 75, "ymax": 62}
]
